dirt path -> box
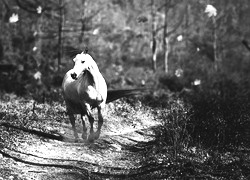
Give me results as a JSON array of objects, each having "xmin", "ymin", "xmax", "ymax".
[{"xmin": 0, "ymin": 99, "xmax": 162, "ymax": 180}]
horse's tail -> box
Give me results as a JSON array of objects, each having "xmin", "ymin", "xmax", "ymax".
[{"xmin": 106, "ymin": 88, "xmax": 148, "ymax": 103}]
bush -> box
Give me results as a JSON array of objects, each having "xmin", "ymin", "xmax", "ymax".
[
  {"xmin": 185, "ymin": 72, "xmax": 250, "ymax": 148},
  {"xmin": 162, "ymin": 99, "xmax": 191, "ymax": 158}
]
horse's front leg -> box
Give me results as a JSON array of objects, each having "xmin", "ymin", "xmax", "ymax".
[
  {"xmin": 68, "ymin": 113, "xmax": 79, "ymax": 141},
  {"xmin": 84, "ymin": 104, "xmax": 95, "ymax": 142},
  {"xmin": 94, "ymin": 106, "xmax": 103, "ymax": 140},
  {"xmin": 81, "ymin": 114, "xmax": 87, "ymax": 140}
]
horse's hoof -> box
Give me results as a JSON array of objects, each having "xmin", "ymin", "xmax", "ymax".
[
  {"xmin": 82, "ymin": 133, "xmax": 87, "ymax": 140},
  {"xmin": 88, "ymin": 134, "xmax": 95, "ymax": 142},
  {"xmin": 74, "ymin": 138, "xmax": 80, "ymax": 143},
  {"xmin": 94, "ymin": 131, "xmax": 100, "ymax": 140},
  {"xmin": 74, "ymin": 132, "xmax": 79, "ymax": 140}
]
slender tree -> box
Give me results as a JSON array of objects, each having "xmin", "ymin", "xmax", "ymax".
[
  {"xmin": 163, "ymin": 0, "xmax": 170, "ymax": 73},
  {"xmin": 162, "ymin": 0, "xmax": 186, "ymax": 73},
  {"xmin": 205, "ymin": 4, "xmax": 219, "ymax": 70},
  {"xmin": 57, "ymin": 0, "xmax": 64, "ymax": 71},
  {"xmin": 79, "ymin": 0, "xmax": 85, "ymax": 43},
  {"xmin": 151, "ymin": 0, "xmax": 157, "ymax": 71},
  {"xmin": 213, "ymin": 15, "xmax": 219, "ymax": 70},
  {"xmin": 184, "ymin": 1, "xmax": 189, "ymax": 48}
]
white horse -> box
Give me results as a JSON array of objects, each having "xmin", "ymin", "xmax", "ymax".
[
  {"xmin": 62, "ymin": 52, "xmax": 107, "ymax": 142},
  {"xmin": 62, "ymin": 52, "xmax": 147, "ymax": 142}
]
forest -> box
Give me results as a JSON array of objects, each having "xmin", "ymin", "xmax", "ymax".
[{"xmin": 0, "ymin": 0, "xmax": 250, "ymax": 179}]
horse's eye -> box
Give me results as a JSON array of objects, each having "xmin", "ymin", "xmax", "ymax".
[{"xmin": 81, "ymin": 60, "xmax": 85, "ymax": 63}]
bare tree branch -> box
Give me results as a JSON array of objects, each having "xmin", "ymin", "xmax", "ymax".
[
  {"xmin": 14, "ymin": 0, "xmax": 65, "ymax": 14},
  {"xmin": 15, "ymin": 0, "xmax": 39, "ymax": 14},
  {"xmin": 2, "ymin": 0, "xmax": 11, "ymax": 11},
  {"xmin": 242, "ymin": 40, "xmax": 250, "ymax": 51}
]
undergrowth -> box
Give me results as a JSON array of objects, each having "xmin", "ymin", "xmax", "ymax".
[
  {"xmin": 184, "ymin": 72, "xmax": 250, "ymax": 149},
  {"xmin": 1, "ymin": 73, "xmax": 250, "ymax": 179}
]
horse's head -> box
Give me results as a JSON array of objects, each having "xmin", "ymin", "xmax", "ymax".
[{"xmin": 70, "ymin": 53, "xmax": 99, "ymax": 80}]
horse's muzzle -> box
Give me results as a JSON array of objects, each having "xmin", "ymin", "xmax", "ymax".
[{"xmin": 71, "ymin": 72, "xmax": 77, "ymax": 80}]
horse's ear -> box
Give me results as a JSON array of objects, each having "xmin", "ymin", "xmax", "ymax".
[
  {"xmin": 73, "ymin": 55, "xmax": 79, "ymax": 62},
  {"xmin": 82, "ymin": 48, "xmax": 88, "ymax": 54}
]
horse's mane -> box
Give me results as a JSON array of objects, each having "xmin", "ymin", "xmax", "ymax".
[{"xmin": 85, "ymin": 70, "xmax": 95, "ymax": 85}]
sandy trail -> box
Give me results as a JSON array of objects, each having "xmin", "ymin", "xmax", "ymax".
[{"xmin": 0, "ymin": 101, "xmax": 162, "ymax": 180}]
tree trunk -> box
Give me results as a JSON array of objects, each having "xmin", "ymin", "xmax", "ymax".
[
  {"xmin": 151, "ymin": 0, "xmax": 157, "ymax": 72},
  {"xmin": 185, "ymin": 2, "xmax": 189, "ymax": 48},
  {"xmin": 79, "ymin": 0, "xmax": 86, "ymax": 43},
  {"xmin": 57, "ymin": 0, "xmax": 63, "ymax": 71},
  {"xmin": 213, "ymin": 17, "xmax": 219, "ymax": 71},
  {"xmin": 35, "ymin": 14, "xmax": 43, "ymax": 67},
  {"xmin": 163, "ymin": 2, "xmax": 169, "ymax": 73},
  {"xmin": 164, "ymin": 31, "xmax": 170, "ymax": 74}
]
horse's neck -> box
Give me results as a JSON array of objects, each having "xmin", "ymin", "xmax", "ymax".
[{"xmin": 79, "ymin": 70, "xmax": 99, "ymax": 89}]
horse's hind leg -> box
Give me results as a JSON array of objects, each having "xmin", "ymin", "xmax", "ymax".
[
  {"xmin": 87, "ymin": 115, "xmax": 95, "ymax": 142},
  {"xmin": 81, "ymin": 114, "xmax": 87, "ymax": 140},
  {"xmin": 94, "ymin": 106, "xmax": 103, "ymax": 140}
]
